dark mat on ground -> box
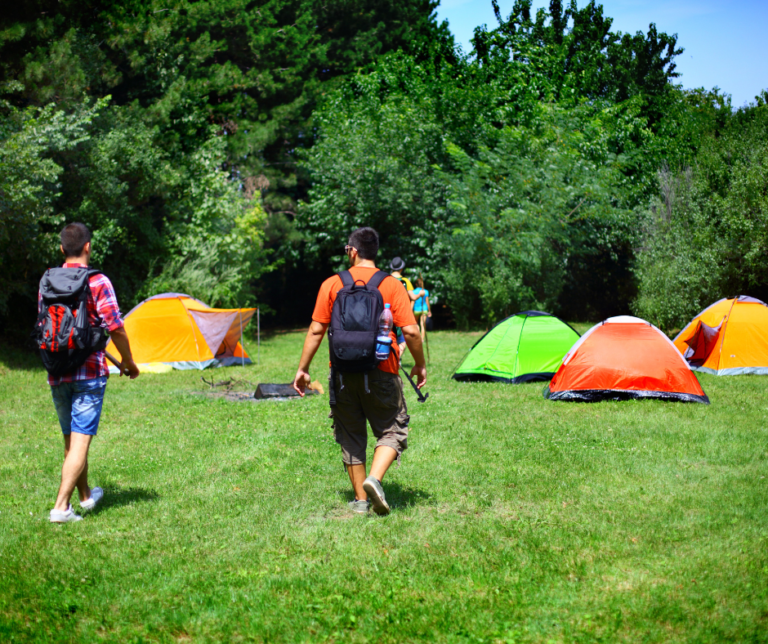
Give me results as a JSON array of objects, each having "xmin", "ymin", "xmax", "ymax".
[{"xmin": 255, "ymin": 383, "xmax": 318, "ymax": 399}]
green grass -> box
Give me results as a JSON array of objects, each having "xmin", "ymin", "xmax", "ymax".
[{"xmin": 1, "ymin": 330, "xmax": 767, "ymax": 643}]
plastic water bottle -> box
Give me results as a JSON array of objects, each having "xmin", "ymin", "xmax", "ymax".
[{"xmin": 376, "ymin": 304, "xmax": 393, "ymax": 360}]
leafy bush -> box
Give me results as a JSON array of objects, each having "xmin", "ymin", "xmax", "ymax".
[
  {"xmin": 300, "ymin": 55, "xmax": 650, "ymax": 327},
  {"xmin": 140, "ymin": 138, "xmax": 274, "ymax": 308},
  {"xmin": 0, "ymin": 93, "xmax": 106, "ymax": 315},
  {"xmin": 297, "ymin": 56, "xmax": 446, "ymax": 273},
  {"xmin": 437, "ymin": 104, "xmax": 638, "ymax": 327},
  {"xmin": 1, "ymin": 0, "xmax": 753, "ymax": 333},
  {"xmin": 0, "ymin": 93, "xmax": 272, "ymax": 336},
  {"xmin": 634, "ymin": 101, "xmax": 768, "ymax": 333}
]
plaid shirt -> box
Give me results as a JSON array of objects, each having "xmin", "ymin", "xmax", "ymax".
[{"xmin": 39, "ymin": 263, "xmax": 124, "ymax": 386}]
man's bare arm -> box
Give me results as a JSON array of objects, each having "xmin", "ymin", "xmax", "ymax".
[
  {"xmin": 109, "ymin": 327, "xmax": 140, "ymax": 379},
  {"xmin": 401, "ymin": 324, "xmax": 427, "ymax": 388},
  {"xmin": 292, "ymin": 321, "xmax": 328, "ymax": 396}
]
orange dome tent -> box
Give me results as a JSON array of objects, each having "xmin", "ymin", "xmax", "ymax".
[
  {"xmin": 544, "ymin": 316, "xmax": 709, "ymax": 403},
  {"xmin": 106, "ymin": 293, "xmax": 257, "ymax": 371},
  {"xmin": 673, "ymin": 296, "xmax": 768, "ymax": 376}
]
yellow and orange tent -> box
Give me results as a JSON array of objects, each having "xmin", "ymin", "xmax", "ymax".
[
  {"xmin": 673, "ymin": 296, "xmax": 768, "ymax": 376},
  {"xmin": 106, "ymin": 293, "xmax": 257, "ymax": 371}
]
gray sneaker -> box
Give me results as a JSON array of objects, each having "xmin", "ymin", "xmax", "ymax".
[
  {"xmin": 362, "ymin": 476, "xmax": 390, "ymax": 516},
  {"xmin": 348, "ymin": 500, "xmax": 370, "ymax": 514}
]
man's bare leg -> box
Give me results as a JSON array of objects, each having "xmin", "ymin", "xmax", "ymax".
[
  {"xmin": 54, "ymin": 433, "xmax": 92, "ymax": 512},
  {"xmin": 63, "ymin": 434, "xmax": 92, "ymax": 503},
  {"xmin": 369, "ymin": 446, "xmax": 397, "ymax": 482},
  {"xmin": 360, "ymin": 446, "xmax": 398, "ymax": 516},
  {"xmin": 346, "ymin": 464, "xmax": 368, "ymax": 500},
  {"xmin": 347, "ymin": 447, "xmax": 396, "ymax": 502},
  {"xmin": 77, "ymin": 456, "xmax": 90, "ymax": 503}
]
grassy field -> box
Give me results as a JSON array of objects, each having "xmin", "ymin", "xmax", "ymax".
[{"xmin": 1, "ymin": 328, "xmax": 767, "ymax": 643}]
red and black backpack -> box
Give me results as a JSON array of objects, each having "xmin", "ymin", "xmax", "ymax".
[{"xmin": 34, "ymin": 267, "xmax": 109, "ymax": 377}]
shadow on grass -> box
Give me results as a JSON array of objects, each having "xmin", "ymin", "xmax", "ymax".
[
  {"xmin": 339, "ymin": 481, "xmax": 432, "ymax": 511},
  {"xmin": 91, "ymin": 484, "xmax": 159, "ymax": 514}
]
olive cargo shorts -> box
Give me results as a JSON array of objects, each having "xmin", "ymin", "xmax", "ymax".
[{"xmin": 330, "ymin": 369, "xmax": 410, "ymax": 466}]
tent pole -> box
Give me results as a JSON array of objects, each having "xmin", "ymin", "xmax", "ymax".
[
  {"xmin": 257, "ymin": 308, "xmax": 260, "ymax": 366},
  {"xmin": 239, "ymin": 310, "xmax": 244, "ymax": 368}
]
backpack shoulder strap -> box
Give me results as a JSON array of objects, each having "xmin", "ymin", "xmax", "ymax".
[
  {"xmin": 366, "ymin": 270, "xmax": 389, "ymax": 290},
  {"xmin": 338, "ymin": 270, "xmax": 354, "ymax": 288},
  {"xmin": 80, "ymin": 269, "xmax": 106, "ymax": 323}
]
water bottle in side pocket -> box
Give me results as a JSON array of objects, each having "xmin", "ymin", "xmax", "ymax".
[{"xmin": 376, "ymin": 304, "xmax": 393, "ymax": 361}]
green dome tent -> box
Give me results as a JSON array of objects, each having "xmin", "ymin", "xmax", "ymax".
[{"xmin": 452, "ymin": 311, "xmax": 580, "ymax": 383}]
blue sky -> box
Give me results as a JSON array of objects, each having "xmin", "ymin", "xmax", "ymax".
[{"xmin": 435, "ymin": 0, "xmax": 768, "ymax": 108}]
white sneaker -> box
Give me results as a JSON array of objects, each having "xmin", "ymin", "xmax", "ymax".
[
  {"xmin": 80, "ymin": 487, "xmax": 103, "ymax": 511},
  {"xmin": 50, "ymin": 505, "xmax": 83, "ymax": 523}
]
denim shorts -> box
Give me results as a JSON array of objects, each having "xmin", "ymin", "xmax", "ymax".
[{"xmin": 51, "ymin": 377, "xmax": 108, "ymax": 436}]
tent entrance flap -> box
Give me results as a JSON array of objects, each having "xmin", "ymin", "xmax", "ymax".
[
  {"xmin": 218, "ymin": 309, "xmax": 255, "ymax": 358},
  {"xmin": 188, "ymin": 310, "xmax": 238, "ymax": 356},
  {"xmin": 680, "ymin": 318, "xmax": 723, "ymax": 365},
  {"xmin": 188, "ymin": 309, "xmax": 255, "ymax": 358}
]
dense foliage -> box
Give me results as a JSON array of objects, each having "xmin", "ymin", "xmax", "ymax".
[
  {"xmin": 0, "ymin": 0, "xmax": 450, "ymax": 337},
  {"xmin": 0, "ymin": 92, "xmax": 273, "ymax": 316},
  {"xmin": 437, "ymin": 105, "xmax": 639, "ymax": 327},
  {"xmin": 299, "ymin": 0, "xmax": 722, "ymax": 326},
  {"xmin": 634, "ymin": 100, "xmax": 768, "ymax": 332},
  {"xmin": 1, "ymin": 0, "xmax": 765, "ymax": 336}
]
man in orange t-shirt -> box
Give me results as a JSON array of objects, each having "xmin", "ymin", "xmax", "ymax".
[{"xmin": 293, "ymin": 227, "xmax": 427, "ymax": 516}]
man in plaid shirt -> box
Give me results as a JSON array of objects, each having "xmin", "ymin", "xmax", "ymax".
[{"xmin": 44, "ymin": 223, "xmax": 140, "ymax": 523}]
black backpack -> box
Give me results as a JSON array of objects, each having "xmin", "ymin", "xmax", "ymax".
[
  {"xmin": 328, "ymin": 270, "xmax": 389, "ymax": 373},
  {"xmin": 34, "ymin": 267, "xmax": 110, "ymax": 377}
]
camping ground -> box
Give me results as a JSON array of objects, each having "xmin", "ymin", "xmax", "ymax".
[{"xmin": 1, "ymin": 329, "xmax": 767, "ymax": 643}]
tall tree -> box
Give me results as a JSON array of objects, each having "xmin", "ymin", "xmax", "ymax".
[
  {"xmin": 0, "ymin": 0, "xmax": 454, "ymax": 333},
  {"xmin": 472, "ymin": 0, "xmax": 682, "ymax": 126},
  {"xmin": 0, "ymin": 0, "xmax": 453, "ymax": 214}
]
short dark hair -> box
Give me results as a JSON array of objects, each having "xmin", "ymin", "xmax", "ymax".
[
  {"xmin": 61, "ymin": 222, "xmax": 92, "ymax": 258},
  {"xmin": 348, "ymin": 227, "xmax": 379, "ymax": 261}
]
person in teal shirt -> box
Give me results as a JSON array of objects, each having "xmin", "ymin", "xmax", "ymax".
[{"xmin": 412, "ymin": 276, "xmax": 432, "ymax": 342}]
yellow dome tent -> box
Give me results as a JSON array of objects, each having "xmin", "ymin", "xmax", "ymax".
[
  {"xmin": 673, "ymin": 296, "xmax": 768, "ymax": 375},
  {"xmin": 106, "ymin": 293, "xmax": 257, "ymax": 371}
]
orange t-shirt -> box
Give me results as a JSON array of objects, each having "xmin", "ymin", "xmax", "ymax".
[{"xmin": 312, "ymin": 266, "xmax": 416, "ymax": 374}]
